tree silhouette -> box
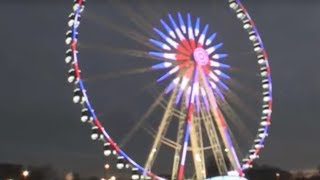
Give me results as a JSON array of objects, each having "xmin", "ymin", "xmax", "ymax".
[
  {"xmin": 28, "ymin": 164, "xmax": 58, "ymax": 180},
  {"xmin": 245, "ymin": 165, "xmax": 293, "ymax": 180}
]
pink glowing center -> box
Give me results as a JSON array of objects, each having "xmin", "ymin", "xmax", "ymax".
[{"xmin": 193, "ymin": 47, "xmax": 209, "ymax": 66}]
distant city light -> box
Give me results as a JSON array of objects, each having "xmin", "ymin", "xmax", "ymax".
[{"xmin": 22, "ymin": 170, "xmax": 29, "ymax": 177}]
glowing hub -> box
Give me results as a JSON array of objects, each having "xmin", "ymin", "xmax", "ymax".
[
  {"xmin": 193, "ymin": 47, "xmax": 209, "ymax": 66},
  {"xmin": 149, "ymin": 13, "xmax": 230, "ymax": 106}
]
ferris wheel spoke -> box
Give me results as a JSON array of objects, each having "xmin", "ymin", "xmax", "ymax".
[
  {"xmin": 153, "ymin": 28, "xmax": 181, "ymax": 50},
  {"xmin": 119, "ymin": 90, "xmax": 165, "ymax": 148},
  {"xmin": 216, "ymin": 79, "xmax": 257, "ymax": 122},
  {"xmin": 177, "ymin": 66, "xmax": 199, "ymax": 180},
  {"xmin": 85, "ymin": 12, "xmax": 154, "ymax": 49},
  {"xmin": 210, "ymin": 60, "xmax": 230, "ymax": 69},
  {"xmin": 168, "ymin": 14, "xmax": 192, "ymax": 52},
  {"xmin": 205, "ymin": 43, "xmax": 224, "ymax": 56},
  {"xmin": 82, "ymin": 67, "xmax": 154, "ymax": 82},
  {"xmin": 110, "ymin": 1, "xmax": 155, "ymax": 36},
  {"xmin": 224, "ymin": 89, "xmax": 260, "ymax": 125},
  {"xmin": 227, "ymin": 75, "xmax": 261, "ymax": 98},
  {"xmin": 79, "ymin": 43, "xmax": 166, "ymax": 62},
  {"xmin": 171, "ymin": 103, "xmax": 186, "ymax": 180},
  {"xmin": 210, "ymin": 99, "xmax": 242, "ymax": 174},
  {"xmin": 189, "ymin": 111, "xmax": 206, "ymax": 179},
  {"xmin": 149, "ymin": 38, "xmax": 172, "ymax": 51},
  {"xmin": 143, "ymin": 85, "xmax": 179, "ymax": 172},
  {"xmin": 227, "ymin": 125, "xmax": 245, "ymax": 165},
  {"xmin": 205, "ymin": 32, "xmax": 217, "ymax": 46},
  {"xmin": 200, "ymin": 69, "xmax": 242, "ymax": 174},
  {"xmin": 214, "ymin": 94, "xmax": 247, "ymax": 161},
  {"xmin": 216, "ymin": 94, "xmax": 254, "ymax": 141},
  {"xmin": 187, "ymin": 13, "xmax": 196, "ymax": 49},
  {"xmin": 208, "ymin": 72, "xmax": 229, "ymax": 91},
  {"xmin": 200, "ymin": 105, "xmax": 228, "ymax": 175}
]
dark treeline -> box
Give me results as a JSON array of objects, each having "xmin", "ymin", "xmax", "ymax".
[{"xmin": 0, "ymin": 162, "xmax": 319, "ymax": 180}]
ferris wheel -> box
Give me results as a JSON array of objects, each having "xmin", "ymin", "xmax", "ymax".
[{"xmin": 65, "ymin": 0, "xmax": 272, "ymax": 179}]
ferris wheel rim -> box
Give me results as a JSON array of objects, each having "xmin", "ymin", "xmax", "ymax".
[{"xmin": 65, "ymin": 0, "xmax": 272, "ymax": 178}]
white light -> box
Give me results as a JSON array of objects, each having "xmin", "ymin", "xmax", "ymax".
[
  {"xmin": 65, "ymin": 49, "xmax": 73, "ymax": 64},
  {"xmin": 73, "ymin": 4, "xmax": 80, "ymax": 11},
  {"xmin": 163, "ymin": 62, "xmax": 172, "ymax": 67},
  {"xmin": 207, "ymin": 176, "xmax": 248, "ymax": 180},
  {"xmin": 263, "ymin": 96, "xmax": 270, "ymax": 102},
  {"xmin": 249, "ymin": 154, "xmax": 258, "ymax": 159},
  {"xmin": 140, "ymin": 175, "xmax": 147, "ymax": 180},
  {"xmin": 68, "ymin": 76, "xmax": 75, "ymax": 83},
  {"xmin": 243, "ymin": 23, "xmax": 252, "ymax": 30},
  {"xmin": 237, "ymin": 12, "xmax": 246, "ymax": 19},
  {"xmin": 65, "ymin": 37, "xmax": 72, "ymax": 45},
  {"xmin": 131, "ymin": 175, "xmax": 139, "ymax": 180},
  {"xmin": 249, "ymin": 34, "xmax": 257, "ymax": 42},
  {"xmin": 180, "ymin": 76, "xmax": 190, "ymax": 90},
  {"xmin": 214, "ymin": 70, "xmax": 221, "ymax": 75},
  {"xmin": 209, "ymin": 72, "xmax": 219, "ymax": 82},
  {"xmin": 91, "ymin": 134, "xmax": 99, "ymax": 140},
  {"xmin": 195, "ymin": 153, "xmax": 201, "ymax": 162},
  {"xmin": 255, "ymin": 144, "xmax": 264, "ymax": 149},
  {"xmin": 68, "ymin": 69, "xmax": 78, "ymax": 84},
  {"xmin": 73, "ymin": 96, "xmax": 80, "ymax": 103},
  {"xmin": 258, "ymin": 59, "xmax": 265, "ymax": 65},
  {"xmin": 243, "ymin": 164, "xmax": 251, "ymax": 169},
  {"xmin": 104, "ymin": 150, "xmax": 111, "ymax": 156},
  {"xmin": 209, "ymin": 81, "xmax": 217, "ymax": 89},
  {"xmin": 227, "ymin": 170, "xmax": 239, "ymax": 176},
  {"xmin": 229, "ymin": 2, "xmax": 238, "ymax": 10},
  {"xmin": 65, "ymin": 31, "xmax": 78, "ymax": 45},
  {"xmin": 206, "ymin": 46, "xmax": 215, "ymax": 55},
  {"xmin": 152, "ymin": 148, "xmax": 157, "ymax": 153},
  {"xmin": 263, "ymin": 109, "xmax": 271, "ymax": 114},
  {"xmin": 195, "ymin": 29, "xmax": 200, "ymax": 37},
  {"xmin": 81, "ymin": 116, "xmax": 88, "ymax": 123},
  {"xmin": 117, "ymin": 156, "xmax": 125, "ymax": 170},
  {"xmin": 73, "ymin": 89, "xmax": 85, "ymax": 104},
  {"xmin": 254, "ymin": 46, "xmax": 262, "ymax": 52},
  {"xmin": 210, "ymin": 60, "xmax": 220, "ymax": 67},
  {"xmin": 68, "ymin": 19, "xmax": 80, "ymax": 28},
  {"xmin": 22, "ymin": 170, "xmax": 29, "ymax": 177},
  {"xmin": 198, "ymin": 34, "xmax": 206, "ymax": 45},
  {"xmin": 260, "ymin": 121, "xmax": 270, "ymax": 126},
  {"xmin": 261, "ymin": 71, "xmax": 268, "ymax": 77},
  {"xmin": 131, "ymin": 168, "xmax": 139, "ymax": 180},
  {"xmin": 116, "ymin": 163, "xmax": 124, "ymax": 169},
  {"xmin": 73, "ymin": 3, "xmax": 85, "ymax": 12},
  {"xmin": 99, "ymin": 134, "xmax": 104, "ymax": 141},
  {"xmin": 259, "ymin": 133, "xmax": 268, "ymax": 138},
  {"xmin": 254, "ymin": 139, "xmax": 261, "ymax": 143}
]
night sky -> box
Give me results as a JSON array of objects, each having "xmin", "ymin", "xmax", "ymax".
[{"xmin": 1, "ymin": 0, "xmax": 320, "ymax": 178}]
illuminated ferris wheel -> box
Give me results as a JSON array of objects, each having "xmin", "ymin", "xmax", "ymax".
[{"xmin": 65, "ymin": 0, "xmax": 272, "ymax": 179}]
